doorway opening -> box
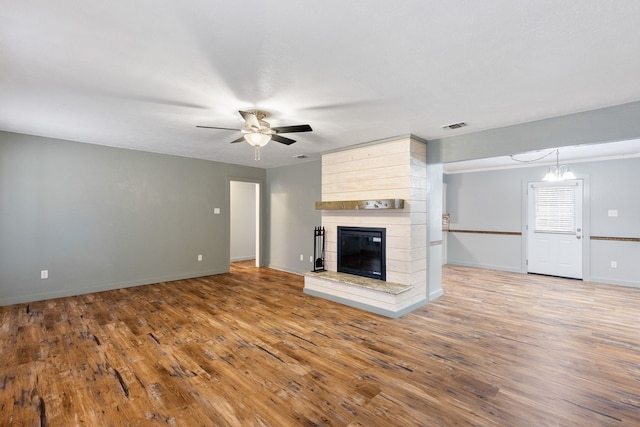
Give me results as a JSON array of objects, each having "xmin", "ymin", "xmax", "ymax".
[{"xmin": 230, "ymin": 180, "xmax": 260, "ymax": 267}]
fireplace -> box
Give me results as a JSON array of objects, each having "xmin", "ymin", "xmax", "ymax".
[{"xmin": 337, "ymin": 226, "xmax": 386, "ymax": 281}]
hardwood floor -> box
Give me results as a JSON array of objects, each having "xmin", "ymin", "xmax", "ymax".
[{"xmin": 1, "ymin": 264, "xmax": 640, "ymax": 426}]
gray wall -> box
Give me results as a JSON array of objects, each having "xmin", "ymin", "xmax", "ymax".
[
  {"xmin": 587, "ymin": 159, "xmax": 640, "ymax": 286},
  {"xmin": 230, "ymin": 180, "xmax": 257, "ymax": 262},
  {"xmin": 446, "ymin": 166, "xmax": 525, "ymax": 272},
  {"xmin": 429, "ymin": 100, "xmax": 640, "ymax": 164},
  {"xmin": 445, "ymin": 157, "xmax": 640, "ymax": 287},
  {"xmin": 0, "ymin": 131, "xmax": 265, "ymax": 305},
  {"xmin": 266, "ymin": 160, "xmax": 321, "ymax": 274}
]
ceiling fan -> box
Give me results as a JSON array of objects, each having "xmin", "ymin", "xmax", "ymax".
[{"xmin": 197, "ymin": 110, "xmax": 312, "ymax": 160}]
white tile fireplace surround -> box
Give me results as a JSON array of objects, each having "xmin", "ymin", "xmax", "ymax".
[{"xmin": 304, "ymin": 136, "xmax": 442, "ymax": 318}]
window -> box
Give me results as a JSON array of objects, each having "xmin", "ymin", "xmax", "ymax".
[{"xmin": 534, "ymin": 184, "xmax": 576, "ymax": 234}]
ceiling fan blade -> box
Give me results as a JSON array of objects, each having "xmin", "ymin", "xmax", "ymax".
[
  {"xmin": 230, "ymin": 136, "xmax": 246, "ymax": 144},
  {"xmin": 197, "ymin": 125, "xmax": 242, "ymax": 131},
  {"xmin": 238, "ymin": 110, "xmax": 260, "ymax": 129},
  {"xmin": 272, "ymin": 124, "xmax": 313, "ymax": 133},
  {"xmin": 271, "ymin": 134, "xmax": 296, "ymax": 145}
]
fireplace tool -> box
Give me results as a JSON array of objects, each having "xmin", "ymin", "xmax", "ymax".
[{"xmin": 313, "ymin": 226, "xmax": 326, "ymax": 272}]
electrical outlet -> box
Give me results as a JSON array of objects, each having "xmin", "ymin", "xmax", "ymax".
[
  {"xmin": 611, "ymin": 261, "xmax": 618, "ymax": 268},
  {"xmin": 299, "ymin": 254, "xmax": 303, "ymax": 261},
  {"xmin": 309, "ymin": 256, "xmax": 313, "ymax": 263},
  {"xmin": 40, "ymin": 270, "xmax": 48, "ymax": 279},
  {"xmin": 214, "ymin": 208, "xmax": 220, "ymax": 215},
  {"xmin": 608, "ymin": 210, "xmax": 618, "ymax": 217},
  {"xmin": 198, "ymin": 254, "xmax": 203, "ymax": 262}
]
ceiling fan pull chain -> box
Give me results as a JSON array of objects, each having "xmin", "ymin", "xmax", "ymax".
[{"xmin": 255, "ymin": 145, "xmax": 260, "ymax": 161}]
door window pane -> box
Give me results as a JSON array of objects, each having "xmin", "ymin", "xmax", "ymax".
[{"xmin": 534, "ymin": 185, "xmax": 575, "ymax": 234}]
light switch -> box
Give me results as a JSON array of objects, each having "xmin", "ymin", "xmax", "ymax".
[
  {"xmin": 214, "ymin": 208, "xmax": 221, "ymax": 215},
  {"xmin": 608, "ymin": 210, "xmax": 618, "ymax": 217}
]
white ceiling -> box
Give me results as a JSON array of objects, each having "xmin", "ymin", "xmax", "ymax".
[{"xmin": 2, "ymin": 1, "xmax": 640, "ymax": 169}]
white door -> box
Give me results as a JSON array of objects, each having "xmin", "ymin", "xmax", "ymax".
[{"xmin": 527, "ymin": 180, "xmax": 583, "ymax": 279}]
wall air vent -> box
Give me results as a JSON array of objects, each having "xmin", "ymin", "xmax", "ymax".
[{"xmin": 442, "ymin": 122, "xmax": 468, "ymax": 130}]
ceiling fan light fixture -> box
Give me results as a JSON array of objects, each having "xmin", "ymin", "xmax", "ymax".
[
  {"xmin": 244, "ymin": 132, "xmax": 271, "ymax": 147},
  {"xmin": 197, "ymin": 109, "xmax": 312, "ymax": 161}
]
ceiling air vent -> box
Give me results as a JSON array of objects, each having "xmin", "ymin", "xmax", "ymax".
[
  {"xmin": 442, "ymin": 122, "xmax": 467, "ymax": 130},
  {"xmin": 292, "ymin": 154, "xmax": 308, "ymax": 159}
]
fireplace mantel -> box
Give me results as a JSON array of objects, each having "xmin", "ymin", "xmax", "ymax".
[{"xmin": 315, "ymin": 199, "xmax": 404, "ymax": 210}]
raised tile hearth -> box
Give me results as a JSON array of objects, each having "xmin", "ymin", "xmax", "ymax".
[{"xmin": 305, "ymin": 271, "xmax": 412, "ymax": 295}]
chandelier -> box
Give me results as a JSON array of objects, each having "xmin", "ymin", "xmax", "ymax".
[{"xmin": 543, "ymin": 149, "xmax": 576, "ymax": 182}]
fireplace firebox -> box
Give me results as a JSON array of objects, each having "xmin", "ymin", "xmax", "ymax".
[{"xmin": 337, "ymin": 226, "xmax": 386, "ymax": 281}]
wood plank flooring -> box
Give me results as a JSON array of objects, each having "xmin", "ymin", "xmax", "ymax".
[{"xmin": 1, "ymin": 263, "xmax": 640, "ymax": 426}]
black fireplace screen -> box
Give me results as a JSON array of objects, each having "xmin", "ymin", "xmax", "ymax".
[{"xmin": 337, "ymin": 226, "xmax": 386, "ymax": 281}]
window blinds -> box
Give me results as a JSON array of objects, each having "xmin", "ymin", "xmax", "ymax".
[{"xmin": 534, "ymin": 185, "xmax": 576, "ymax": 234}]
